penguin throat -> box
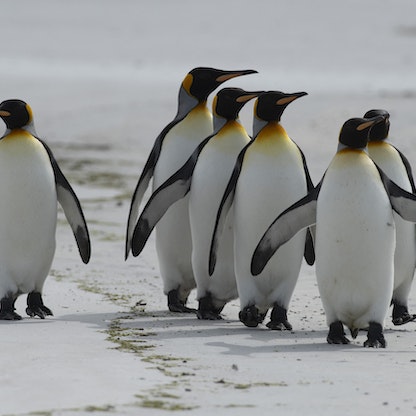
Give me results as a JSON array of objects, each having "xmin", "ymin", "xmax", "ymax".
[
  {"xmin": 213, "ymin": 116, "xmax": 228, "ymax": 133},
  {"xmin": 337, "ymin": 142, "xmax": 368, "ymax": 154},
  {"xmin": 252, "ymin": 117, "xmax": 269, "ymax": 138},
  {"xmin": 176, "ymin": 87, "xmax": 201, "ymax": 120}
]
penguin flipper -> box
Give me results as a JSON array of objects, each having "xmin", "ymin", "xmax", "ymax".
[
  {"xmin": 131, "ymin": 136, "xmax": 212, "ymax": 257},
  {"xmin": 393, "ymin": 145, "xmax": 416, "ymax": 193},
  {"xmin": 251, "ymin": 182, "xmax": 322, "ymax": 276},
  {"xmin": 40, "ymin": 141, "xmax": 91, "ymax": 264},
  {"xmin": 377, "ymin": 166, "xmax": 416, "ymax": 221},
  {"xmin": 125, "ymin": 117, "xmax": 186, "ymax": 259},
  {"xmin": 295, "ymin": 142, "xmax": 316, "ymax": 265},
  {"xmin": 304, "ymin": 227, "xmax": 316, "ymax": 265},
  {"xmin": 209, "ymin": 142, "xmax": 252, "ymax": 275}
]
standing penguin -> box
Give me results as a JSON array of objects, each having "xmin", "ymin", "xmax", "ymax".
[
  {"xmin": 0, "ymin": 99, "xmax": 91, "ymax": 320},
  {"xmin": 365, "ymin": 109, "xmax": 416, "ymax": 325},
  {"xmin": 131, "ymin": 88, "xmax": 261, "ymax": 319},
  {"xmin": 126, "ymin": 67, "xmax": 257, "ymax": 312},
  {"xmin": 210, "ymin": 91, "xmax": 314, "ymax": 330},
  {"xmin": 252, "ymin": 116, "xmax": 416, "ymax": 347}
]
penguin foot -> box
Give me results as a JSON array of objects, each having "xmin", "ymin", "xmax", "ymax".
[
  {"xmin": 239, "ymin": 305, "xmax": 264, "ymax": 328},
  {"xmin": 392, "ymin": 303, "xmax": 416, "ymax": 326},
  {"xmin": 0, "ymin": 310, "xmax": 22, "ymax": 320},
  {"xmin": 197, "ymin": 294, "xmax": 224, "ymax": 320},
  {"xmin": 26, "ymin": 292, "xmax": 53, "ymax": 319},
  {"xmin": 363, "ymin": 322, "xmax": 386, "ymax": 348},
  {"xmin": 167, "ymin": 289, "xmax": 196, "ymax": 313},
  {"xmin": 327, "ymin": 321, "xmax": 350, "ymax": 345},
  {"xmin": 266, "ymin": 304, "xmax": 292, "ymax": 331},
  {"xmin": 0, "ymin": 295, "xmax": 22, "ymax": 320}
]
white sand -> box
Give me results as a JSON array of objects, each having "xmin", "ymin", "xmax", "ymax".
[{"xmin": 2, "ymin": 1, "xmax": 416, "ymax": 415}]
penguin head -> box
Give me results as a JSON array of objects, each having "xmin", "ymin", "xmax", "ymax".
[
  {"xmin": 252, "ymin": 91, "xmax": 307, "ymax": 137},
  {"xmin": 254, "ymin": 91, "xmax": 307, "ymax": 122},
  {"xmin": 364, "ymin": 109, "xmax": 390, "ymax": 142},
  {"xmin": 338, "ymin": 116, "xmax": 387, "ymax": 149},
  {"xmin": 213, "ymin": 88, "xmax": 262, "ymax": 121},
  {"xmin": 182, "ymin": 67, "xmax": 258, "ymax": 103},
  {"xmin": 0, "ymin": 99, "xmax": 34, "ymax": 130}
]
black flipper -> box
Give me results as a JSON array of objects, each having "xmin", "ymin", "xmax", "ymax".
[
  {"xmin": 125, "ymin": 116, "xmax": 187, "ymax": 259},
  {"xmin": 40, "ymin": 140, "xmax": 91, "ymax": 264},
  {"xmin": 209, "ymin": 141, "xmax": 252, "ymax": 275},
  {"xmin": 376, "ymin": 165, "xmax": 416, "ymax": 221},
  {"xmin": 392, "ymin": 145, "xmax": 416, "ymax": 193},
  {"xmin": 251, "ymin": 181, "xmax": 322, "ymax": 276},
  {"xmin": 131, "ymin": 136, "xmax": 213, "ymax": 257},
  {"xmin": 296, "ymin": 143, "xmax": 316, "ymax": 265}
]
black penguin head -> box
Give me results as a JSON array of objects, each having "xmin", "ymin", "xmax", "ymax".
[
  {"xmin": 182, "ymin": 67, "xmax": 258, "ymax": 102},
  {"xmin": 0, "ymin": 99, "xmax": 33, "ymax": 129},
  {"xmin": 213, "ymin": 88, "xmax": 262, "ymax": 121},
  {"xmin": 363, "ymin": 109, "xmax": 390, "ymax": 142},
  {"xmin": 254, "ymin": 91, "xmax": 308, "ymax": 122},
  {"xmin": 339, "ymin": 116, "xmax": 387, "ymax": 149}
]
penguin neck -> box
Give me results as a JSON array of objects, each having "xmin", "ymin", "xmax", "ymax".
[
  {"xmin": 175, "ymin": 87, "xmax": 202, "ymax": 120},
  {"xmin": 337, "ymin": 142, "xmax": 368, "ymax": 154},
  {"xmin": 253, "ymin": 117, "xmax": 270, "ymax": 138},
  {"xmin": 213, "ymin": 115, "xmax": 229, "ymax": 134},
  {"xmin": 253, "ymin": 118, "xmax": 282, "ymax": 138},
  {"xmin": 1, "ymin": 122, "xmax": 37, "ymax": 139}
]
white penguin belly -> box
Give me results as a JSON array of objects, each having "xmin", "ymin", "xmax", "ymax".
[
  {"xmin": 316, "ymin": 153, "xmax": 395, "ymax": 329},
  {"xmin": 153, "ymin": 108, "xmax": 213, "ymax": 295},
  {"xmin": 189, "ymin": 126, "xmax": 249, "ymax": 304},
  {"xmin": 233, "ymin": 144, "xmax": 307, "ymax": 310},
  {"xmin": 0, "ymin": 133, "xmax": 57, "ymax": 295}
]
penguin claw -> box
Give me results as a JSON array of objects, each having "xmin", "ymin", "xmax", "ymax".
[
  {"xmin": 26, "ymin": 305, "xmax": 53, "ymax": 319},
  {"xmin": 327, "ymin": 334, "xmax": 350, "ymax": 345},
  {"xmin": 363, "ymin": 338, "xmax": 386, "ymax": 348},
  {"xmin": 327, "ymin": 321, "xmax": 350, "ymax": 345},
  {"xmin": 363, "ymin": 322, "xmax": 386, "ymax": 348},
  {"xmin": 168, "ymin": 303, "xmax": 197, "ymax": 313},
  {"xmin": 392, "ymin": 313, "xmax": 416, "ymax": 326},
  {"xmin": 268, "ymin": 304, "xmax": 292, "ymax": 330},
  {"xmin": 239, "ymin": 305, "xmax": 264, "ymax": 328},
  {"xmin": 167, "ymin": 289, "xmax": 196, "ymax": 313},
  {"xmin": 26, "ymin": 292, "xmax": 53, "ymax": 319},
  {"xmin": 0, "ymin": 310, "xmax": 22, "ymax": 321},
  {"xmin": 197, "ymin": 310, "xmax": 223, "ymax": 320},
  {"xmin": 197, "ymin": 294, "xmax": 224, "ymax": 320},
  {"xmin": 266, "ymin": 320, "xmax": 292, "ymax": 331}
]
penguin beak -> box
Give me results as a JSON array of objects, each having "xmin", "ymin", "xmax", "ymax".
[
  {"xmin": 236, "ymin": 91, "xmax": 264, "ymax": 103},
  {"xmin": 276, "ymin": 91, "xmax": 308, "ymax": 106},
  {"xmin": 216, "ymin": 69, "xmax": 258, "ymax": 82},
  {"xmin": 0, "ymin": 110, "xmax": 10, "ymax": 117},
  {"xmin": 357, "ymin": 115, "xmax": 386, "ymax": 131}
]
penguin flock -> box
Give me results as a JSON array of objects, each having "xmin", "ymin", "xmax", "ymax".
[{"xmin": 2, "ymin": 66, "xmax": 416, "ymax": 349}]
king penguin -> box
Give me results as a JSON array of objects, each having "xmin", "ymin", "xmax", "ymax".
[
  {"xmin": 130, "ymin": 88, "xmax": 261, "ymax": 319},
  {"xmin": 0, "ymin": 99, "xmax": 91, "ymax": 320},
  {"xmin": 252, "ymin": 116, "xmax": 416, "ymax": 347},
  {"xmin": 365, "ymin": 109, "xmax": 416, "ymax": 325},
  {"xmin": 126, "ymin": 67, "xmax": 257, "ymax": 313},
  {"xmin": 210, "ymin": 90, "xmax": 315, "ymax": 330}
]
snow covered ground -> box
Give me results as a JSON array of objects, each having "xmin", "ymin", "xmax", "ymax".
[{"xmin": 2, "ymin": 1, "xmax": 416, "ymax": 414}]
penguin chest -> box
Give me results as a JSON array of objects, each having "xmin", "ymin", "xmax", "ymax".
[
  {"xmin": 0, "ymin": 133, "xmax": 57, "ymax": 264},
  {"xmin": 235, "ymin": 136, "xmax": 307, "ymax": 239},
  {"xmin": 190, "ymin": 123, "xmax": 250, "ymax": 223},
  {"xmin": 316, "ymin": 152, "xmax": 395, "ymax": 317},
  {"xmin": 234, "ymin": 134, "xmax": 307, "ymax": 283},
  {"xmin": 154, "ymin": 107, "xmax": 212, "ymax": 188}
]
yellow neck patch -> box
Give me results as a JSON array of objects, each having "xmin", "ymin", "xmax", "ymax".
[{"xmin": 257, "ymin": 122, "xmax": 288, "ymax": 142}]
